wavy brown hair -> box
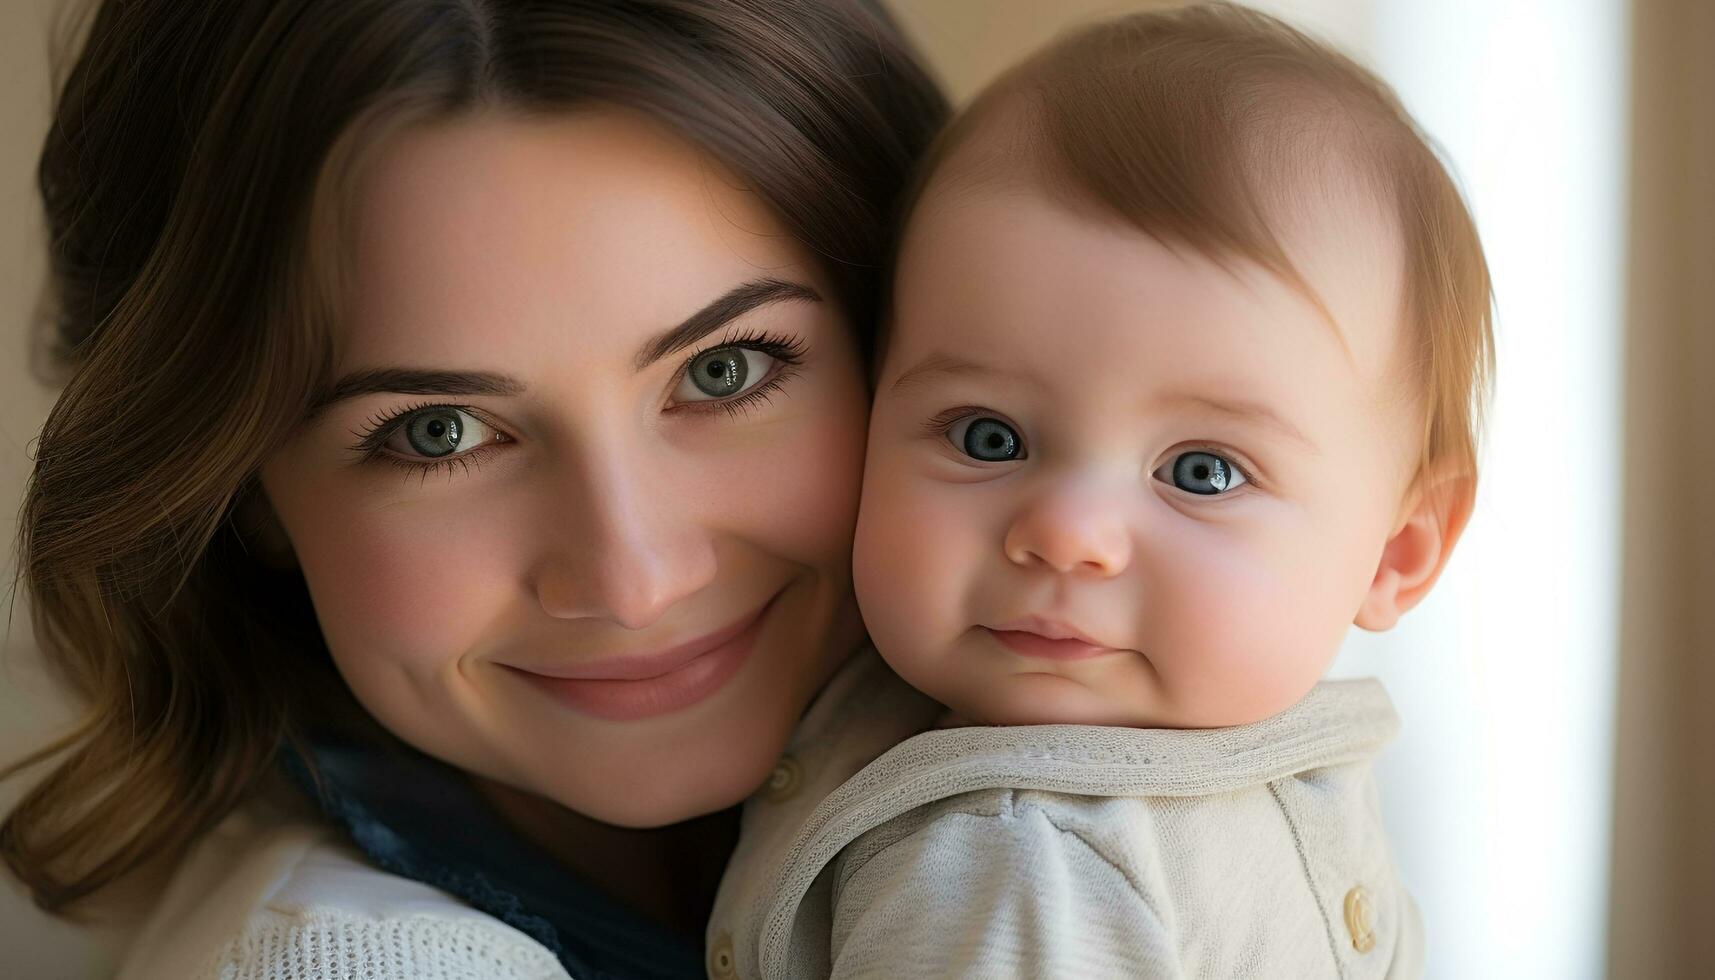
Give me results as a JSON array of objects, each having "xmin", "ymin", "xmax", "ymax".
[{"xmin": 3, "ymin": 0, "xmax": 947, "ymax": 914}]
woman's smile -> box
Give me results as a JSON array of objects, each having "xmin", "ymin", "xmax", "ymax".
[{"xmin": 502, "ymin": 587, "xmax": 784, "ymax": 721}]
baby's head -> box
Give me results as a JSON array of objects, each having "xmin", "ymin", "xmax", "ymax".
[{"xmin": 853, "ymin": 2, "xmax": 1493, "ymax": 728}]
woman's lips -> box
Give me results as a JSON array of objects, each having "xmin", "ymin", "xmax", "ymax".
[
  {"xmin": 505, "ymin": 591, "xmax": 780, "ymax": 721},
  {"xmin": 981, "ymin": 618, "xmax": 1128, "ymax": 662}
]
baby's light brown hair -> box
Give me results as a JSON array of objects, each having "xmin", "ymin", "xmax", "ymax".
[{"xmin": 891, "ymin": 1, "xmax": 1494, "ymax": 488}]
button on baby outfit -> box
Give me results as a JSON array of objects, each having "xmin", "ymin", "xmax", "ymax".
[
  {"xmin": 760, "ymin": 755, "xmax": 803, "ymax": 803},
  {"xmin": 708, "ymin": 932, "xmax": 738, "ymax": 979},
  {"xmin": 1345, "ymin": 885, "xmax": 1377, "ymax": 953}
]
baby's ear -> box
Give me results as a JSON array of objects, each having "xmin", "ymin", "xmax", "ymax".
[{"xmin": 1354, "ymin": 466, "xmax": 1477, "ymax": 632}]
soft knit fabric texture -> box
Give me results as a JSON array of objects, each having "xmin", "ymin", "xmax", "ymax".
[
  {"xmin": 281, "ymin": 735, "xmax": 704, "ymax": 979},
  {"xmin": 710, "ymin": 649, "xmax": 1424, "ymax": 978},
  {"xmin": 114, "ymin": 786, "xmax": 572, "ymax": 980},
  {"xmin": 210, "ymin": 908, "xmax": 568, "ymax": 980}
]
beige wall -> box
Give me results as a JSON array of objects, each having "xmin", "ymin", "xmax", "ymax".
[
  {"xmin": 886, "ymin": 0, "xmax": 1370, "ymax": 102},
  {"xmin": 1607, "ymin": 0, "xmax": 1715, "ymax": 975},
  {"xmin": 0, "ymin": 2, "xmax": 132, "ymax": 976},
  {"xmin": 886, "ymin": 0, "xmax": 1166, "ymax": 101}
]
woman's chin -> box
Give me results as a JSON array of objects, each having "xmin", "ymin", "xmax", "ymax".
[{"xmin": 547, "ymin": 742, "xmax": 783, "ymax": 828}]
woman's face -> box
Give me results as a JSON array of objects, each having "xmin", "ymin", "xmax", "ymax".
[{"xmin": 260, "ymin": 109, "xmax": 869, "ymax": 827}]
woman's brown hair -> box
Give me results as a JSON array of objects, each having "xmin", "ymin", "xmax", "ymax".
[{"xmin": 3, "ymin": 0, "xmax": 947, "ymax": 914}]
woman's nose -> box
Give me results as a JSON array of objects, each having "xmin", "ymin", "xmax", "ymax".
[
  {"xmin": 1002, "ymin": 483, "xmax": 1133, "ymax": 578},
  {"xmin": 531, "ymin": 450, "xmax": 718, "ymax": 630}
]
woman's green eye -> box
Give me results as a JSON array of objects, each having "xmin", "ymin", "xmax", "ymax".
[
  {"xmin": 948, "ymin": 415, "xmax": 1025, "ymax": 462},
  {"xmin": 384, "ymin": 407, "xmax": 493, "ymax": 459},
  {"xmin": 676, "ymin": 345, "xmax": 779, "ymax": 401}
]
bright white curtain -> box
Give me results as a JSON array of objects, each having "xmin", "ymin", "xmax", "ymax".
[{"xmin": 1267, "ymin": 1, "xmax": 1629, "ymax": 976}]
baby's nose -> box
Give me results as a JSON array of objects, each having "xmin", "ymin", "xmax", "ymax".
[{"xmin": 1002, "ymin": 488, "xmax": 1133, "ymax": 577}]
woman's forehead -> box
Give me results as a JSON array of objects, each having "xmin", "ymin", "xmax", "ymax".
[{"xmin": 335, "ymin": 109, "xmax": 821, "ymax": 372}]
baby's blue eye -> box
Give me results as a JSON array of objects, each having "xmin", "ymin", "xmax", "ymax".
[
  {"xmin": 949, "ymin": 416, "xmax": 1024, "ymax": 462},
  {"xmin": 1157, "ymin": 451, "xmax": 1247, "ymax": 495}
]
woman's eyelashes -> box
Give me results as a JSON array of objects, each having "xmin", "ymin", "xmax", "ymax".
[
  {"xmin": 668, "ymin": 331, "xmax": 806, "ymax": 418},
  {"xmin": 384, "ymin": 407, "xmax": 500, "ymax": 460},
  {"xmin": 350, "ymin": 402, "xmax": 510, "ymax": 480},
  {"xmin": 348, "ymin": 332, "xmax": 809, "ymax": 478}
]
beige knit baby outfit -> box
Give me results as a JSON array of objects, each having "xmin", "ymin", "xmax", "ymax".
[{"xmin": 709, "ymin": 649, "xmax": 1423, "ymax": 979}]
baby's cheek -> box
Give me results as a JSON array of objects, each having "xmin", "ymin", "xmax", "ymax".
[
  {"xmin": 1144, "ymin": 519, "xmax": 1339, "ymax": 724},
  {"xmin": 854, "ymin": 467, "xmax": 985, "ymax": 668}
]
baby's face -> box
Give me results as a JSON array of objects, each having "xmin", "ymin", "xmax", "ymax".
[{"xmin": 854, "ymin": 180, "xmax": 1419, "ymax": 727}]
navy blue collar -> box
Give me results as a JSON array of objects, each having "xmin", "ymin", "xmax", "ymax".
[{"xmin": 284, "ymin": 737, "xmax": 706, "ymax": 980}]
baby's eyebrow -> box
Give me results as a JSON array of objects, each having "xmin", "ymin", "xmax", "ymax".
[
  {"xmin": 888, "ymin": 352, "xmax": 1007, "ymax": 393},
  {"xmin": 888, "ymin": 354, "xmax": 1316, "ymax": 450},
  {"xmin": 1157, "ymin": 392, "xmax": 1319, "ymax": 452}
]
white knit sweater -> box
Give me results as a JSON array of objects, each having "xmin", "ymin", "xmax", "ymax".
[{"xmin": 114, "ymin": 788, "xmax": 570, "ymax": 980}]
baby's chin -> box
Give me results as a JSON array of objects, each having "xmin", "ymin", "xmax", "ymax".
[
  {"xmin": 941, "ymin": 672, "xmax": 1314, "ymax": 730},
  {"xmin": 943, "ymin": 671, "xmax": 1178, "ymax": 728}
]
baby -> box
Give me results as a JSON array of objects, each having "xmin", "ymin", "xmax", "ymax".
[{"xmin": 709, "ymin": 4, "xmax": 1490, "ymax": 977}]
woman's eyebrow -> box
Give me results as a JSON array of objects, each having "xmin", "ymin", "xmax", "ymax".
[
  {"xmin": 632, "ymin": 277, "xmax": 822, "ymax": 370},
  {"xmin": 310, "ymin": 278, "xmax": 821, "ymax": 417},
  {"xmin": 311, "ymin": 368, "xmax": 525, "ymax": 417}
]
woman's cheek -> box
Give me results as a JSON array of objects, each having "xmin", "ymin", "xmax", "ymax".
[
  {"xmin": 295, "ymin": 493, "xmax": 515, "ymax": 676},
  {"xmin": 694, "ymin": 360, "xmax": 871, "ymax": 571},
  {"xmin": 754, "ymin": 417, "xmax": 866, "ymax": 568}
]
